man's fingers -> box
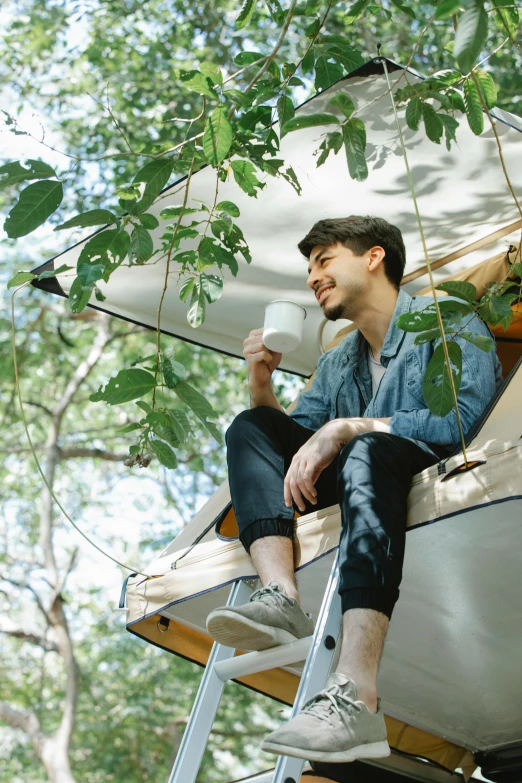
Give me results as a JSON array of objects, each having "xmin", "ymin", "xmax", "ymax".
[
  {"xmin": 301, "ymin": 465, "xmax": 318, "ymax": 503},
  {"xmin": 297, "ymin": 463, "xmax": 318, "ymax": 506},
  {"xmin": 285, "ymin": 459, "xmax": 306, "ymax": 512}
]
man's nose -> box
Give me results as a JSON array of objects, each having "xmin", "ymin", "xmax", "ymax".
[{"xmin": 307, "ymin": 269, "xmax": 321, "ymax": 290}]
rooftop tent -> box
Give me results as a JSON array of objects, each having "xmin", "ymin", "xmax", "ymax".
[
  {"xmin": 33, "ymin": 57, "xmax": 522, "ymax": 376},
  {"xmin": 33, "ymin": 57, "xmax": 522, "ymax": 780}
]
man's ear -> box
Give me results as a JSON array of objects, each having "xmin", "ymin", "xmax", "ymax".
[{"xmin": 367, "ymin": 246, "xmax": 386, "ymax": 272}]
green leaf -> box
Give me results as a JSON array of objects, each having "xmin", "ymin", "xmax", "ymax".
[
  {"xmin": 277, "ymin": 96, "xmax": 295, "ymax": 138},
  {"xmin": 436, "ymin": 280, "xmax": 477, "ymax": 303},
  {"xmin": 0, "ymin": 159, "xmax": 56, "ymax": 189},
  {"xmin": 435, "ymin": 0, "xmax": 461, "ymax": 20},
  {"xmin": 328, "ymin": 93, "xmax": 354, "ymax": 119},
  {"xmin": 159, "ymin": 205, "xmax": 200, "ymax": 219},
  {"xmin": 485, "ymin": 293, "xmax": 513, "ymax": 327},
  {"xmin": 163, "ymin": 355, "xmax": 186, "ymax": 388},
  {"xmin": 54, "ymin": 209, "xmax": 116, "ymax": 231},
  {"xmin": 130, "ymin": 225, "xmax": 153, "ymax": 264},
  {"xmin": 116, "ymin": 185, "xmax": 140, "ymax": 201},
  {"xmin": 475, "ymin": 70, "xmax": 498, "ymax": 109},
  {"xmin": 202, "ymin": 419, "xmax": 223, "ymax": 445},
  {"xmin": 233, "ymin": 51, "xmax": 265, "ymax": 66},
  {"xmin": 236, "ymin": 0, "xmax": 256, "ymax": 28},
  {"xmin": 422, "ymin": 103, "xmax": 444, "ymax": 144},
  {"xmin": 203, "ymin": 107, "xmax": 233, "ymax": 166},
  {"xmin": 511, "ymin": 262, "xmax": 522, "ymax": 278},
  {"xmin": 230, "ymin": 160, "xmax": 265, "ymax": 198},
  {"xmin": 136, "ymin": 400, "xmax": 152, "ymax": 414},
  {"xmin": 439, "ymin": 114, "xmax": 460, "ymax": 150},
  {"xmin": 389, "ymin": 0, "xmax": 416, "ymax": 18},
  {"xmin": 282, "ymin": 113, "xmax": 340, "ymax": 133},
  {"xmin": 7, "ymin": 271, "xmax": 37, "ymax": 289},
  {"xmin": 305, "ymin": 17, "xmax": 321, "ymax": 36},
  {"xmin": 68, "ymin": 277, "xmax": 93, "ymax": 314},
  {"xmin": 344, "ymin": 0, "xmax": 370, "ymax": 24},
  {"xmin": 315, "ymin": 131, "xmax": 343, "ymax": 166},
  {"xmin": 4, "ymin": 180, "xmax": 63, "ymax": 238},
  {"xmin": 396, "ymin": 310, "xmax": 439, "ymax": 332},
  {"xmin": 342, "ymin": 118, "xmax": 367, "ymax": 182},
  {"xmin": 77, "ymin": 262, "xmax": 105, "ymax": 286},
  {"xmin": 133, "ymin": 159, "xmax": 174, "ymax": 199},
  {"xmin": 95, "ymin": 285, "xmax": 106, "ymax": 301},
  {"xmin": 89, "ymin": 368, "xmax": 156, "ymax": 405},
  {"xmin": 216, "ymin": 200, "xmax": 240, "ymax": 217},
  {"xmin": 301, "ymin": 48, "xmax": 315, "ymax": 75},
  {"xmin": 179, "ymin": 69, "xmax": 218, "ymax": 99},
  {"xmin": 200, "ymin": 61, "xmax": 223, "ymax": 86},
  {"xmin": 138, "ymin": 213, "xmax": 160, "ymax": 230},
  {"xmin": 200, "ymin": 273, "xmax": 223, "ymax": 303},
  {"xmin": 174, "ymin": 380, "xmax": 216, "ymax": 420},
  {"xmin": 463, "ymin": 78, "xmax": 484, "ymax": 135},
  {"xmin": 38, "ymin": 264, "xmax": 73, "ymax": 280},
  {"xmin": 414, "ymin": 327, "xmax": 450, "ymax": 345},
  {"xmin": 492, "ymin": 0, "xmax": 519, "ymax": 37},
  {"xmin": 187, "ymin": 285, "xmax": 206, "ymax": 328},
  {"xmin": 406, "ymin": 97, "xmax": 423, "ymax": 131},
  {"xmin": 150, "ymin": 439, "xmax": 178, "ymax": 469},
  {"xmin": 459, "ymin": 331, "xmax": 495, "ymax": 352},
  {"xmin": 314, "ymin": 57, "xmax": 343, "ymax": 91},
  {"xmin": 117, "ymin": 422, "xmax": 144, "ymax": 433},
  {"xmin": 422, "ymin": 341, "xmax": 463, "ymax": 417},
  {"xmin": 166, "ymin": 409, "xmax": 191, "ymax": 443},
  {"xmin": 198, "ymin": 237, "xmax": 239, "ymax": 276},
  {"xmin": 454, "ymin": 0, "xmax": 488, "ymax": 74},
  {"xmin": 180, "ymin": 277, "xmax": 196, "ymax": 302}
]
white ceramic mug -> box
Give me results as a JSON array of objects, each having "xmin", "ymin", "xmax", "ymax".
[{"xmin": 263, "ymin": 300, "xmax": 307, "ymax": 354}]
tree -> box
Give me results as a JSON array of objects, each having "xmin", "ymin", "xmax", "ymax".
[{"xmin": 0, "ymin": 290, "xmax": 299, "ymax": 780}]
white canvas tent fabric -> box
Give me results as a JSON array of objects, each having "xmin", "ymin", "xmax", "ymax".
[
  {"xmin": 34, "ymin": 57, "xmax": 522, "ymax": 376},
  {"xmin": 33, "ymin": 57, "xmax": 522, "ymax": 774}
]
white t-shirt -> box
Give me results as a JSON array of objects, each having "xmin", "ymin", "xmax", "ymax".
[{"xmin": 368, "ymin": 346, "xmax": 386, "ymax": 396}]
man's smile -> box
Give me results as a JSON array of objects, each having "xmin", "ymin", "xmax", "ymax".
[{"xmin": 316, "ymin": 284, "xmax": 335, "ymax": 305}]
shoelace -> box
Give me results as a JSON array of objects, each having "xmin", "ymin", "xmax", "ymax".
[
  {"xmin": 301, "ymin": 685, "xmax": 362, "ymax": 724},
  {"xmin": 249, "ymin": 584, "xmax": 294, "ymax": 609}
]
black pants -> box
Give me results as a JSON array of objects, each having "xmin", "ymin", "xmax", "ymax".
[{"xmin": 226, "ymin": 407, "xmax": 445, "ymax": 619}]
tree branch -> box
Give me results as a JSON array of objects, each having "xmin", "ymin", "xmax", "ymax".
[
  {"xmin": 58, "ymin": 447, "xmax": 128, "ymax": 461},
  {"xmin": 0, "ymin": 701, "xmax": 44, "ymax": 748},
  {"xmin": 0, "ymin": 620, "xmax": 58, "ymax": 652}
]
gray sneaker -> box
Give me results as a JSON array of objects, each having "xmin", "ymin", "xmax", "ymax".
[
  {"xmin": 206, "ymin": 581, "xmax": 314, "ymax": 651},
  {"xmin": 261, "ymin": 673, "xmax": 390, "ymax": 763}
]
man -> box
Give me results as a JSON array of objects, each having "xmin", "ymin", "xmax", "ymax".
[{"xmin": 206, "ymin": 216, "xmax": 502, "ymax": 763}]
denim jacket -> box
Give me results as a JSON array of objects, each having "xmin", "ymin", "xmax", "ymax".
[{"xmin": 290, "ymin": 289, "xmax": 504, "ymax": 449}]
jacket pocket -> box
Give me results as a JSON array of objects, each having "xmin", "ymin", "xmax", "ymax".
[{"xmin": 405, "ymin": 349, "xmax": 425, "ymax": 404}]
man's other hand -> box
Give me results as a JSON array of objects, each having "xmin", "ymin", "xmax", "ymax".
[
  {"xmin": 284, "ymin": 418, "xmax": 392, "ymax": 512},
  {"xmin": 284, "ymin": 420, "xmax": 346, "ymax": 512},
  {"xmin": 244, "ymin": 327, "xmax": 282, "ymax": 390}
]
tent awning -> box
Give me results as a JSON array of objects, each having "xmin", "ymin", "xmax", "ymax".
[{"xmin": 33, "ymin": 57, "xmax": 522, "ymax": 376}]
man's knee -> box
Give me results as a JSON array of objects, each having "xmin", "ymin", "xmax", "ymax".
[
  {"xmin": 338, "ymin": 431, "xmax": 392, "ymax": 466},
  {"xmin": 225, "ymin": 406, "xmax": 286, "ymax": 446}
]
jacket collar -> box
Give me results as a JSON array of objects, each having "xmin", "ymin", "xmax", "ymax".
[{"xmin": 344, "ymin": 289, "xmax": 412, "ymax": 365}]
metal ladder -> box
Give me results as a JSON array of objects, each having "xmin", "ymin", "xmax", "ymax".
[{"xmin": 167, "ymin": 551, "xmax": 342, "ymax": 783}]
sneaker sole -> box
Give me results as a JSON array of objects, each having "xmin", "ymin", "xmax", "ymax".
[
  {"xmin": 261, "ymin": 739, "xmax": 391, "ymax": 763},
  {"xmin": 206, "ymin": 609, "xmax": 301, "ymax": 651}
]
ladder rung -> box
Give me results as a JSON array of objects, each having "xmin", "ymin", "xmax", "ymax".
[{"xmin": 214, "ymin": 636, "xmax": 312, "ymax": 681}]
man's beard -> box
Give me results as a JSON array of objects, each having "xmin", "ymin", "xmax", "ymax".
[{"xmin": 324, "ymin": 302, "xmax": 345, "ymax": 321}]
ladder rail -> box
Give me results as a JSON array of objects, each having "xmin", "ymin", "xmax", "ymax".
[{"xmin": 167, "ymin": 579, "xmax": 252, "ymax": 783}]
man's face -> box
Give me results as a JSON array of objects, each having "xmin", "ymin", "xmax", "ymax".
[{"xmin": 306, "ymin": 242, "xmax": 367, "ymax": 321}]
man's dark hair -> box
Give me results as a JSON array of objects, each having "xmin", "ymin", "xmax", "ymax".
[{"xmin": 297, "ymin": 216, "xmax": 406, "ymax": 290}]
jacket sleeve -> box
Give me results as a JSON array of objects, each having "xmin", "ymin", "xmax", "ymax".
[
  {"xmin": 389, "ymin": 320, "xmax": 504, "ymax": 446},
  {"xmin": 288, "ymin": 351, "xmax": 331, "ymax": 432}
]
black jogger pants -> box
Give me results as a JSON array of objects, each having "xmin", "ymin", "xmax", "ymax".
[{"xmin": 226, "ymin": 406, "xmax": 445, "ymax": 619}]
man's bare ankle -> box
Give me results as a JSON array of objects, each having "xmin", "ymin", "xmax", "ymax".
[
  {"xmin": 335, "ymin": 671, "xmax": 378, "ymax": 714},
  {"xmin": 264, "ymin": 580, "xmax": 299, "ymax": 604}
]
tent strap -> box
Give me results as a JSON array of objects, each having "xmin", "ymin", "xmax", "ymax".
[{"xmin": 402, "ymin": 218, "xmax": 522, "ymax": 286}]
